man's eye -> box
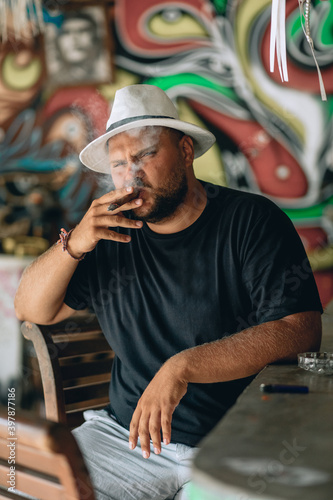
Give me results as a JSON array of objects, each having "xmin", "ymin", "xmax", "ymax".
[
  {"xmin": 142, "ymin": 151, "xmax": 155, "ymax": 158},
  {"xmin": 112, "ymin": 163, "xmax": 126, "ymax": 169}
]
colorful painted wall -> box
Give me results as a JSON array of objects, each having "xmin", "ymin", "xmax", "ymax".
[{"xmin": 0, "ymin": 0, "xmax": 332, "ymax": 306}]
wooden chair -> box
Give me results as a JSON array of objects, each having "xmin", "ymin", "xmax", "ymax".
[
  {"xmin": 21, "ymin": 314, "xmax": 114, "ymax": 428},
  {"xmin": 0, "ymin": 408, "xmax": 96, "ymax": 500}
]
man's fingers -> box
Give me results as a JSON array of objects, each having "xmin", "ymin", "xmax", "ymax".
[
  {"xmin": 138, "ymin": 417, "xmax": 151, "ymax": 459},
  {"xmin": 97, "ymin": 228, "xmax": 132, "ymax": 243},
  {"xmin": 64, "ymin": 187, "xmax": 143, "ymax": 253},
  {"xmin": 130, "ymin": 411, "xmax": 163, "ymax": 459},
  {"xmin": 127, "ymin": 362, "xmax": 187, "ymax": 459},
  {"xmin": 161, "ymin": 411, "xmax": 172, "ymax": 446},
  {"xmin": 82, "ymin": 212, "xmax": 142, "ymax": 246},
  {"xmin": 100, "ymin": 186, "xmax": 141, "ymax": 211},
  {"xmin": 98, "ymin": 186, "xmax": 134, "ymax": 205},
  {"xmin": 129, "ymin": 411, "xmax": 140, "ymax": 451},
  {"xmin": 107, "ymin": 197, "xmax": 143, "ymax": 214},
  {"xmin": 130, "ymin": 411, "xmax": 152, "ymax": 459},
  {"xmin": 101, "ymin": 214, "xmax": 143, "ymax": 229},
  {"xmin": 149, "ymin": 411, "xmax": 162, "ymax": 455}
]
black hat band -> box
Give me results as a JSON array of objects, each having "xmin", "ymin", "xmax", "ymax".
[{"xmin": 106, "ymin": 115, "xmax": 175, "ymax": 133}]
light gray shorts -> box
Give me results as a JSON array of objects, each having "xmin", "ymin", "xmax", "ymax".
[{"xmin": 72, "ymin": 409, "xmax": 198, "ymax": 500}]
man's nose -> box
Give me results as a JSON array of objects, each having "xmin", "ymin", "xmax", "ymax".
[{"xmin": 124, "ymin": 162, "xmax": 143, "ymax": 182}]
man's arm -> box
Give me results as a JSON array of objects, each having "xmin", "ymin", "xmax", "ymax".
[
  {"xmin": 129, "ymin": 310, "xmax": 321, "ymax": 458},
  {"xmin": 14, "ymin": 187, "xmax": 143, "ymax": 324},
  {"xmin": 14, "ymin": 243, "xmax": 79, "ymax": 324}
]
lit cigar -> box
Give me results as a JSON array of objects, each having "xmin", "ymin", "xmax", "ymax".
[
  {"xmin": 107, "ymin": 188, "xmax": 139, "ymax": 211},
  {"xmin": 107, "ymin": 203, "xmax": 119, "ymax": 212}
]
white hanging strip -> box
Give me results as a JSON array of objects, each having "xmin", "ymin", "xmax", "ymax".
[
  {"xmin": 298, "ymin": 0, "xmax": 327, "ymax": 101},
  {"xmin": 0, "ymin": 0, "xmax": 44, "ymax": 41},
  {"xmin": 34, "ymin": 0, "xmax": 44, "ymax": 34},
  {"xmin": 270, "ymin": 0, "xmax": 288, "ymax": 82},
  {"xmin": 0, "ymin": 1, "xmax": 8, "ymax": 42},
  {"xmin": 270, "ymin": 0, "xmax": 279, "ymax": 73},
  {"xmin": 278, "ymin": 0, "xmax": 288, "ymax": 81},
  {"xmin": 27, "ymin": 0, "xmax": 38, "ymax": 36},
  {"xmin": 19, "ymin": 0, "xmax": 29, "ymax": 38},
  {"xmin": 12, "ymin": 0, "xmax": 22, "ymax": 41}
]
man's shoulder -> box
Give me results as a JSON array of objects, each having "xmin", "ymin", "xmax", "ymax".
[{"xmin": 203, "ymin": 182, "xmax": 280, "ymax": 215}]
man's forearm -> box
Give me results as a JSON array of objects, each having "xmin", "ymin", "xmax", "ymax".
[
  {"xmin": 14, "ymin": 242, "xmax": 78, "ymax": 324},
  {"xmin": 15, "ymin": 186, "xmax": 146, "ymax": 325},
  {"xmin": 171, "ymin": 311, "xmax": 322, "ymax": 384}
]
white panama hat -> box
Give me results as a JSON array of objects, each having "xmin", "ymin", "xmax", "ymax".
[{"xmin": 79, "ymin": 84, "xmax": 216, "ymax": 173}]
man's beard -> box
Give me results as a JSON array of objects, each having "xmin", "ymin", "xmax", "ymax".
[{"xmin": 128, "ymin": 168, "xmax": 188, "ymax": 224}]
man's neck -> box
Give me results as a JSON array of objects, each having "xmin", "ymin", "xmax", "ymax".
[{"xmin": 146, "ymin": 179, "xmax": 207, "ymax": 234}]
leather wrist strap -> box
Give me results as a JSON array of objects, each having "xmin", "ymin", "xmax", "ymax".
[{"xmin": 57, "ymin": 228, "xmax": 86, "ymax": 262}]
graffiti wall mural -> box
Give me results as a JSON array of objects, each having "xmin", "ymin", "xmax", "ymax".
[
  {"xmin": 0, "ymin": 0, "xmax": 332, "ymax": 305},
  {"xmin": 0, "ymin": 6, "xmax": 110, "ymax": 252}
]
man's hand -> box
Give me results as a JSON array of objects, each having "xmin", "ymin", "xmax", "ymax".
[
  {"xmin": 129, "ymin": 358, "xmax": 188, "ymax": 459},
  {"xmin": 66, "ymin": 187, "xmax": 143, "ymax": 258}
]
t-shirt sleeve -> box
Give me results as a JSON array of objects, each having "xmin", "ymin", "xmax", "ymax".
[
  {"xmin": 64, "ymin": 255, "xmax": 92, "ymax": 311},
  {"xmin": 239, "ymin": 199, "xmax": 323, "ymax": 324}
]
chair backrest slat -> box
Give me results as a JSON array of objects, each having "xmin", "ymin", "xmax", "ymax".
[
  {"xmin": 1, "ymin": 441, "xmax": 59, "ymax": 475},
  {"xmin": 55, "ymin": 336, "xmax": 111, "ymax": 359},
  {"xmin": 0, "ymin": 410, "xmax": 96, "ymax": 500},
  {"xmin": 6, "ymin": 468, "xmax": 64, "ymax": 500},
  {"xmin": 0, "ymin": 489, "xmax": 23, "ymax": 499},
  {"xmin": 64, "ymin": 382, "xmax": 111, "ymax": 406},
  {"xmin": 21, "ymin": 314, "xmax": 113, "ymax": 425}
]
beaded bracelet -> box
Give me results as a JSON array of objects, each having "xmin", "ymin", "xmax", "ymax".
[{"xmin": 58, "ymin": 228, "xmax": 86, "ymax": 261}]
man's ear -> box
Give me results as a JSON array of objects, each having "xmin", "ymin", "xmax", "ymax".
[{"xmin": 181, "ymin": 135, "xmax": 195, "ymax": 166}]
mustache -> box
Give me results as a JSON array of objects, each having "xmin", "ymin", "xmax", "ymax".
[{"xmin": 126, "ymin": 177, "xmax": 152, "ymax": 189}]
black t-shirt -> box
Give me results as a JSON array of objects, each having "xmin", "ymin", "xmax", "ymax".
[{"xmin": 64, "ymin": 183, "xmax": 322, "ymax": 446}]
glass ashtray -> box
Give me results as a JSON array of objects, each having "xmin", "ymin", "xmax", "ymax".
[{"xmin": 298, "ymin": 352, "xmax": 333, "ymax": 375}]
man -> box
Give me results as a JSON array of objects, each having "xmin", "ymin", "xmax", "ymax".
[{"xmin": 15, "ymin": 84, "xmax": 322, "ymax": 500}]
